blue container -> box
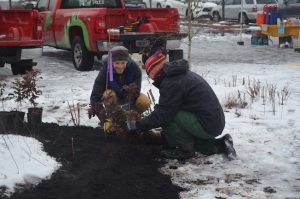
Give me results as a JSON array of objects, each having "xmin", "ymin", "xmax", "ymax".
[
  {"xmin": 251, "ymin": 35, "xmax": 268, "ymax": 45},
  {"xmin": 269, "ymin": 11, "xmax": 277, "ymax": 24}
]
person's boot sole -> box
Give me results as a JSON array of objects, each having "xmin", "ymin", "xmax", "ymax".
[{"xmin": 223, "ymin": 134, "xmax": 237, "ymax": 160}]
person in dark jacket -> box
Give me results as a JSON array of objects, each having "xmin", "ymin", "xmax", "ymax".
[
  {"xmin": 126, "ymin": 50, "xmax": 237, "ymax": 160},
  {"xmin": 89, "ymin": 46, "xmax": 150, "ymax": 129}
]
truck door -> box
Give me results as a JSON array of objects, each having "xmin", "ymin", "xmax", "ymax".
[{"xmin": 38, "ymin": 0, "xmax": 56, "ymax": 46}]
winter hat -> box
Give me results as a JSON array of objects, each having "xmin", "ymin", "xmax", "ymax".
[
  {"xmin": 111, "ymin": 46, "xmax": 129, "ymax": 62},
  {"xmin": 144, "ymin": 50, "xmax": 166, "ymax": 77}
]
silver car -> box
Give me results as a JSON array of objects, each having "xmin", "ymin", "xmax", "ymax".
[{"xmin": 211, "ymin": 0, "xmax": 277, "ymax": 24}]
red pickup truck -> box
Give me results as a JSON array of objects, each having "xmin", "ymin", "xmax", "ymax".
[
  {"xmin": 0, "ymin": 5, "xmax": 43, "ymax": 75},
  {"xmin": 37, "ymin": 0, "xmax": 187, "ymax": 71}
]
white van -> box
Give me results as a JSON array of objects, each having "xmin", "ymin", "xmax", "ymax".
[
  {"xmin": 143, "ymin": 0, "xmax": 167, "ymax": 8},
  {"xmin": 211, "ymin": 0, "xmax": 277, "ymax": 24}
]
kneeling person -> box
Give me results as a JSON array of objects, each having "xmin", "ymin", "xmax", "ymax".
[
  {"xmin": 89, "ymin": 46, "xmax": 150, "ymax": 126},
  {"xmin": 125, "ymin": 50, "xmax": 237, "ymax": 160}
]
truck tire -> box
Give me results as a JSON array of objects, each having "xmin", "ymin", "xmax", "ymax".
[
  {"xmin": 11, "ymin": 60, "xmax": 33, "ymax": 75},
  {"xmin": 0, "ymin": 61, "xmax": 4, "ymax": 68},
  {"xmin": 168, "ymin": 49, "xmax": 183, "ymax": 62},
  {"xmin": 239, "ymin": 13, "xmax": 249, "ymax": 25},
  {"xmin": 213, "ymin": 12, "xmax": 220, "ymax": 22},
  {"xmin": 72, "ymin": 36, "xmax": 94, "ymax": 71}
]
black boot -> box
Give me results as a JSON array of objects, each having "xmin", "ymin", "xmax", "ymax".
[{"xmin": 217, "ymin": 134, "xmax": 237, "ymax": 160}]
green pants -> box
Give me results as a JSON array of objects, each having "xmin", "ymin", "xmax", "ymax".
[{"xmin": 163, "ymin": 111, "xmax": 217, "ymax": 155}]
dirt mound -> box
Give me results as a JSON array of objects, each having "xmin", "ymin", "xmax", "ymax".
[{"xmin": 2, "ymin": 123, "xmax": 183, "ymax": 199}]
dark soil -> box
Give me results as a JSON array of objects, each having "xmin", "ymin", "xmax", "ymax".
[{"xmin": 1, "ymin": 123, "xmax": 184, "ymax": 199}]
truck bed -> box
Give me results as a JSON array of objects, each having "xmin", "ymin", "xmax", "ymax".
[{"xmin": 0, "ymin": 10, "xmax": 43, "ymax": 45}]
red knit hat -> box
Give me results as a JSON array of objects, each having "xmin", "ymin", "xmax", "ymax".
[{"xmin": 144, "ymin": 50, "xmax": 166, "ymax": 76}]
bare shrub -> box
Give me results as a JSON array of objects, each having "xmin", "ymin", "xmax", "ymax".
[
  {"xmin": 246, "ymin": 78, "xmax": 261, "ymax": 102},
  {"xmin": 232, "ymin": 75, "xmax": 237, "ymax": 87},
  {"xmin": 267, "ymin": 84, "xmax": 277, "ymax": 115},
  {"xmin": 277, "ymin": 85, "xmax": 290, "ymax": 105},
  {"xmin": 68, "ymin": 101, "xmax": 80, "ymax": 126},
  {"xmin": 224, "ymin": 91, "xmax": 247, "ymax": 110}
]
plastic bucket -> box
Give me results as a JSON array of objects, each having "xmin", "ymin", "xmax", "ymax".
[{"xmin": 256, "ymin": 13, "xmax": 265, "ymax": 24}]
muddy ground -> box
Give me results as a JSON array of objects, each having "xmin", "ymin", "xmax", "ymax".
[{"xmin": 1, "ymin": 123, "xmax": 183, "ymax": 199}]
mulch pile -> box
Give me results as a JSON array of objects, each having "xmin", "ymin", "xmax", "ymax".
[{"xmin": 1, "ymin": 123, "xmax": 184, "ymax": 199}]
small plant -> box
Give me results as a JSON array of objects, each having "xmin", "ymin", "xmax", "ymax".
[
  {"xmin": 9, "ymin": 70, "xmax": 42, "ymax": 108},
  {"xmin": 97, "ymin": 83, "xmax": 143, "ymax": 135},
  {"xmin": 21, "ymin": 70, "xmax": 42, "ymax": 107}
]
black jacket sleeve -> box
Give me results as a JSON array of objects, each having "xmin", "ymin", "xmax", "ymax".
[
  {"xmin": 136, "ymin": 78, "xmax": 183, "ymax": 131},
  {"xmin": 90, "ymin": 69, "xmax": 106, "ymax": 105}
]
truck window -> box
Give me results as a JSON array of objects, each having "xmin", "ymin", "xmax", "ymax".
[
  {"xmin": 256, "ymin": 0, "xmax": 277, "ymax": 3},
  {"xmin": 245, "ymin": 0, "xmax": 254, "ymax": 3},
  {"xmin": 60, "ymin": 0, "xmax": 122, "ymax": 8},
  {"xmin": 225, "ymin": 0, "xmax": 234, "ymax": 5},
  {"xmin": 37, "ymin": 0, "xmax": 47, "ymax": 11},
  {"xmin": 49, "ymin": 0, "xmax": 55, "ymax": 10},
  {"xmin": 232, "ymin": 0, "xmax": 241, "ymax": 5}
]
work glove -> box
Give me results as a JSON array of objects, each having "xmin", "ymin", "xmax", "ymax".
[
  {"xmin": 103, "ymin": 118, "xmax": 113, "ymax": 133},
  {"xmin": 88, "ymin": 107, "xmax": 95, "ymax": 119},
  {"xmin": 124, "ymin": 120, "xmax": 137, "ymax": 133},
  {"xmin": 88, "ymin": 102, "xmax": 102, "ymax": 119}
]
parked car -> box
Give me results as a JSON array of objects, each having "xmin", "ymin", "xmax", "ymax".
[
  {"xmin": 164, "ymin": 0, "xmax": 187, "ymax": 17},
  {"xmin": 211, "ymin": 0, "xmax": 277, "ymax": 24},
  {"xmin": 278, "ymin": 0, "xmax": 300, "ymax": 18},
  {"xmin": 193, "ymin": 1, "xmax": 217, "ymax": 19},
  {"xmin": 125, "ymin": 0, "xmax": 146, "ymax": 7},
  {"xmin": 159, "ymin": 0, "xmax": 216, "ymax": 19},
  {"xmin": 143, "ymin": 0, "xmax": 167, "ymax": 7}
]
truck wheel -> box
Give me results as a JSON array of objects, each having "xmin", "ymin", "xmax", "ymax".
[
  {"xmin": 168, "ymin": 49, "xmax": 183, "ymax": 62},
  {"xmin": 11, "ymin": 60, "xmax": 33, "ymax": 75},
  {"xmin": 72, "ymin": 36, "xmax": 94, "ymax": 71},
  {"xmin": 239, "ymin": 13, "xmax": 249, "ymax": 25},
  {"xmin": 213, "ymin": 12, "xmax": 220, "ymax": 22},
  {"xmin": 0, "ymin": 61, "xmax": 4, "ymax": 68}
]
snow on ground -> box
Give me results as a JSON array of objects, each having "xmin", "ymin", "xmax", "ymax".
[
  {"xmin": 0, "ymin": 30, "xmax": 300, "ymax": 198},
  {"xmin": 0, "ymin": 135, "xmax": 60, "ymax": 196}
]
